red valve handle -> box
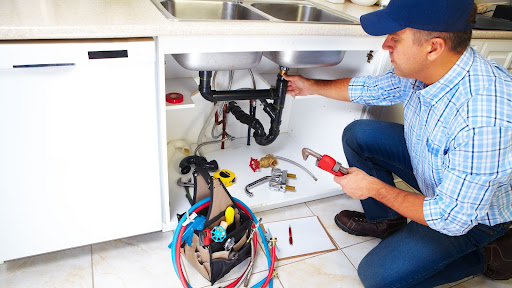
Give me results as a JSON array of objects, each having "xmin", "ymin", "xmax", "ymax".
[{"xmin": 249, "ymin": 157, "xmax": 260, "ymax": 172}]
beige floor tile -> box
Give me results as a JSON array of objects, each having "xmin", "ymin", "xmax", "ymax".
[
  {"xmin": 277, "ymin": 250, "xmax": 363, "ymax": 288},
  {"xmin": 274, "ymin": 250, "xmax": 333, "ymax": 269},
  {"xmin": 341, "ymin": 238, "xmax": 381, "ymax": 269},
  {"xmin": 444, "ymin": 276, "xmax": 474, "ymax": 287},
  {"xmin": 254, "ymin": 203, "xmax": 314, "ymax": 224},
  {"xmin": 0, "ymin": 246, "xmax": 92, "ymax": 288},
  {"xmin": 451, "ymin": 275, "xmax": 512, "ymax": 288},
  {"xmin": 92, "ymin": 231, "xmax": 181, "ymax": 288},
  {"xmin": 306, "ymin": 194, "xmax": 375, "ymax": 249}
]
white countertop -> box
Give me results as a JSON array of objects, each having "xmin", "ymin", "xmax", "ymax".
[
  {"xmin": 0, "ymin": 0, "xmax": 168, "ymax": 39},
  {"xmin": 0, "ymin": 0, "xmax": 511, "ymax": 40}
]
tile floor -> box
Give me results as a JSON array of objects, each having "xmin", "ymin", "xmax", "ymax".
[{"xmin": 1, "ymin": 181, "xmax": 511, "ymax": 288}]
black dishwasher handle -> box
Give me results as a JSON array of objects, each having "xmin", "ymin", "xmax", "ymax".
[{"xmin": 13, "ymin": 63, "xmax": 76, "ymax": 68}]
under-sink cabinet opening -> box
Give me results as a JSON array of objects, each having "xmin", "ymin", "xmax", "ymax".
[{"xmin": 162, "ymin": 50, "xmax": 390, "ymax": 229}]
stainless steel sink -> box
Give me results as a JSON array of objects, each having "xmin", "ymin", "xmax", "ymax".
[
  {"xmin": 250, "ymin": 2, "xmax": 357, "ymax": 24},
  {"xmin": 263, "ymin": 51, "xmax": 345, "ymax": 68},
  {"xmin": 155, "ymin": 1, "xmax": 353, "ymax": 70},
  {"xmin": 153, "ymin": 0, "xmax": 359, "ymax": 23},
  {"xmin": 159, "ymin": 0, "xmax": 266, "ymax": 70},
  {"xmin": 159, "ymin": 0, "xmax": 268, "ymax": 20},
  {"xmin": 172, "ymin": 51, "xmax": 263, "ymax": 71}
]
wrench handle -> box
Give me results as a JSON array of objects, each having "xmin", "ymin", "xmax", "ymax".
[{"xmin": 317, "ymin": 155, "xmax": 345, "ymax": 177}]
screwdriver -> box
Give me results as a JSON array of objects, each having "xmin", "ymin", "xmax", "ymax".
[{"xmin": 289, "ymin": 225, "xmax": 293, "ymax": 245}]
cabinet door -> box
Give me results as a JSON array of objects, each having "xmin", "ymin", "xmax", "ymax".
[
  {"xmin": 470, "ymin": 39, "xmax": 486, "ymax": 53},
  {"xmin": 480, "ymin": 39, "xmax": 512, "ymax": 73},
  {"xmin": 0, "ymin": 39, "xmax": 162, "ymax": 262}
]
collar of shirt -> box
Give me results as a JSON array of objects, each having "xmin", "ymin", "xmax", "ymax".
[{"xmin": 416, "ymin": 47, "xmax": 475, "ymax": 106}]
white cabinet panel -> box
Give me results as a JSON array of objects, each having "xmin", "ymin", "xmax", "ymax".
[
  {"xmin": 470, "ymin": 39, "xmax": 486, "ymax": 53},
  {"xmin": 0, "ymin": 39, "xmax": 162, "ymax": 262},
  {"xmin": 480, "ymin": 39, "xmax": 512, "ymax": 71}
]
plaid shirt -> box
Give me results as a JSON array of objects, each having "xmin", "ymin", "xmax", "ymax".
[{"xmin": 349, "ymin": 47, "xmax": 512, "ymax": 236}]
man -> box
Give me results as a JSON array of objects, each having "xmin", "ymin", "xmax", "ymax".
[{"xmin": 284, "ymin": 0, "xmax": 511, "ymax": 287}]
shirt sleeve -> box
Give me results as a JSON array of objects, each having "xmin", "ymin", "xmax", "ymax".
[
  {"xmin": 423, "ymin": 126, "xmax": 512, "ymax": 236},
  {"xmin": 348, "ymin": 69, "xmax": 410, "ymax": 106}
]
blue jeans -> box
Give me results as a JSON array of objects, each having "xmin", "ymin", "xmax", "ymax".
[{"xmin": 342, "ymin": 119, "xmax": 510, "ymax": 288}]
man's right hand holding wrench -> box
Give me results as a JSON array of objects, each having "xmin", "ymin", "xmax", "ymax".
[{"xmin": 302, "ymin": 147, "xmax": 389, "ymax": 202}]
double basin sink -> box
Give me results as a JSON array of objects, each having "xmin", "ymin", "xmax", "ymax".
[
  {"xmin": 157, "ymin": 0, "xmax": 358, "ymax": 24},
  {"xmin": 154, "ymin": 0, "xmax": 357, "ymax": 70}
]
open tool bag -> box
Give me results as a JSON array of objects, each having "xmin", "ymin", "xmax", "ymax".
[{"xmin": 181, "ymin": 167, "xmax": 254, "ymax": 285}]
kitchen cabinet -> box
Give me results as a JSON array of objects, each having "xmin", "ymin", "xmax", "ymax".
[
  {"xmin": 0, "ymin": 38, "xmax": 164, "ymax": 263},
  {"xmin": 159, "ymin": 35, "xmax": 388, "ymax": 230},
  {"xmin": 470, "ymin": 39, "xmax": 486, "ymax": 53},
  {"xmin": 480, "ymin": 39, "xmax": 512, "ymax": 73}
]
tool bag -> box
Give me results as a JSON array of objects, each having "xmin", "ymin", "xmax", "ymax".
[{"xmin": 181, "ymin": 167, "xmax": 254, "ymax": 285}]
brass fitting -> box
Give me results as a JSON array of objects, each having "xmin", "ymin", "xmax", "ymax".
[
  {"xmin": 285, "ymin": 185, "xmax": 295, "ymax": 191},
  {"xmin": 259, "ymin": 154, "xmax": 278, "ymax": 168},
  {"xmin": 279, "ymin": 66, "xmax": 289, "ymax": 76}
]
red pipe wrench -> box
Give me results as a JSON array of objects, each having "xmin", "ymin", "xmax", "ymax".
[{"xmin": 302, "ymin": 148, "xmax": 348, "ymax": 176}]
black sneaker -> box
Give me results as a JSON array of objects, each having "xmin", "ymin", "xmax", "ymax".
[{"xmin": 334, "ymin": 210, "xmax": 406, "ymax": 239}]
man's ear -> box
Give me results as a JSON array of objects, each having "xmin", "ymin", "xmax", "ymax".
[{"xmin": 427, "ymin": 38, "xmax": 446, "ymax": 61}]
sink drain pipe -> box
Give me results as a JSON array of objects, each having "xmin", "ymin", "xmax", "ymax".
[{"xmin": 198, "ymin": 67, "xmax": 289, "ymax": 146}]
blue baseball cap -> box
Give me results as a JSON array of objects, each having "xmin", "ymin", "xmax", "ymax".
[{"xmin": 360, "ymin": 0, "xmax": 475, "ymax": 36}]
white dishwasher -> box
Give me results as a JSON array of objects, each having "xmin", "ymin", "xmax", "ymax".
[{"xmin": 0, "ymin": 38, "xmax": 162, "ymax": 263}]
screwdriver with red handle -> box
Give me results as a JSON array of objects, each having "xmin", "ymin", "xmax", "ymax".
[{"xmin": 289, "ymin": 225, "xmax": 293, "ymax": 245}]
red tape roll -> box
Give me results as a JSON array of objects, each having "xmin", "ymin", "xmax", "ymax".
[{"xmin": 166, "ymin": 92, "xmax": 184, "ymax": 104}]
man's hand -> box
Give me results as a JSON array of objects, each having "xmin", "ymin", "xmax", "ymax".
[
  {"xmin": 334, "ymin": 167, "xmax": 428, "ymax": 225},
  {"xmin": 334, "ymin": 167, "xmax": 382, "ymax": 200},
  {"xmin": 282, "ymin": 74, "xmax": 315, "ymax": 96},
  {"xmin": 283, "ymin": 74, "xmax": 352, "ymax": 102}
]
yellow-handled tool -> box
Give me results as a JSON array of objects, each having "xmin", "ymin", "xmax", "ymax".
[{"xmin": 225, "ymin": 206, "xmax": 234, "ymax": 225}]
